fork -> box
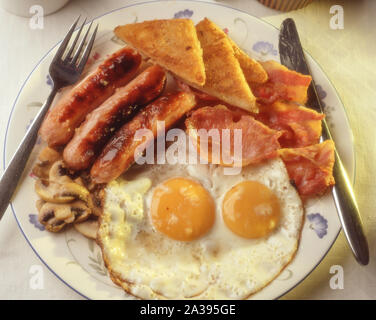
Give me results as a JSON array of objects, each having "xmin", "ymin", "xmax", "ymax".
[{"xmin": 0, "ymin": 17, "xmax": 98, "ymax": 219}]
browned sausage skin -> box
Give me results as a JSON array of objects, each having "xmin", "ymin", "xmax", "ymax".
[
  {"xmin": 90, "ymin": 91, "xmax": 196, "ymax": 184},
  {"xmin": 39, "ymin": 47, "xmax": 142, "ymax": 148},
  {"xmin": 63, "ymin": 65, "xmax": 167, "ymax": 171}
]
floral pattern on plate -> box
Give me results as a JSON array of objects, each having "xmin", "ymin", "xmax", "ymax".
[
  {"xmin": 307, "ymin": 213, "xmax": 328, "ymax": 239},
  {"xmin": 29, "ymin": 214, "xmax": 45, "ymax": 231},
  {"xmin": 174, "ymin": 9, "xmax": 193, "ymax": 19},
  {"xmin": 253, "ymin": 41, "xmax": 278, "ymax": 56}
]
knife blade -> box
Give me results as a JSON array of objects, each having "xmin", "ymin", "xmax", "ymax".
[{"xmin": 279, "ymin": 18, "xmax": 369, "ymax": 265}]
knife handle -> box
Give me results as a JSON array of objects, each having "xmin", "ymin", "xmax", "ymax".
[{"xmin": 331, "ymin": 147, "xmax": 369, "ymax": 265}]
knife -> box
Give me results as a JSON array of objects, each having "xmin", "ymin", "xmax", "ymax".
[{"xmin": 279, "ymin": 18, "xmax": 369, "ymax": 265}]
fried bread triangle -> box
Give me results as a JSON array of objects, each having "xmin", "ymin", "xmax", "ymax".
[
  {"xmin": 114, "ymin": 19, "xmax": 206, "ymax": 86},
  {"xmin": 197, "ymin": 18, "xmax": 268, "ymax": 84},
  {"xmin": 194, "ymin": 18, "xmax": 258, "ymax": 112}
]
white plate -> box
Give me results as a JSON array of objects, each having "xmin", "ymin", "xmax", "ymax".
[{"xmin": 4, "ymin": 0, "xmax": 355, "ymax": 300}]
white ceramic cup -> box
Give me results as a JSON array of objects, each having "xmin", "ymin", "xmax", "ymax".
[{"xmin": 0, "ymin": 0, "xmax": 70, "ymax": 17}]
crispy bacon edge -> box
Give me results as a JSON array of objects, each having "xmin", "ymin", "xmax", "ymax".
[{"xmin": 279, "ymin": 140, "xmax": 335, "ymax": 197}]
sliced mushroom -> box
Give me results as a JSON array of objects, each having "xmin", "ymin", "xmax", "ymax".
[
  {"xmin": 53, "ymin": 204, "xmax": 73, "ymax": 221},
  {"xmin": 88, "ymin": 196, "xmax": 102, "ymax": 217},
  {"xmin": 35, "ymin": 180, "xmax": 89, "ymax": 203},
  {"xmin": 38, "ymin": 201, "xmax": 91, "ymax": 232},
  {"xmin": 87, "ymin": 188, "xmax": 104, "ymax": 217},
  {"xmin": 35, "ymin": 199, "xmax": 45, "ymax": 212},
  {"xmin": 32, "ymin": 147, "xmax": 62, "ymax": 179},
  {"xmin": 71, "ymin": 200, "xmax": 91, "ymax": 222},
  {"xmin": 38, "ymin": 147, "xmax": 62, "ymax": 163},
  {"xmin": 73, "ymin": 176, "xmax": 104, "ymax": 216},
  {"xmin": 74, "ymin": 218, "xmax": 99, "ymax": 239},
  {"xmin": 35, "ymin": 180, "xmax": 74, "ymax": 203},
  {"xmin": 74, "ymin": 177, "xmax": 85, "ymax": 187},
  {"xmin": 38, "ymin": 202, "xmax": 71, "ymax": 232},
  {"xmin": 79, "ymin": 171, "xmax": 102, "ymax": 192},
  {"xmin": 32, "ymin": 163, "xmax": 50, "ymax": 180},
  {"xmin": 49, "ymin": 160, "xmax": 75, "ymax": 184}
]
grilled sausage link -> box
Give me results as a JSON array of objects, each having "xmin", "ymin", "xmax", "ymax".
[
  {"xmin": 39, "ymin": 47, "xmax": 142, "ymax": 148},
  {"xmin": 63, "ymin": 65, "xmax": 166, "ymax": 171},
  {"xmin": 90, "ymin": 91, "xmax": 196, "ymax": 183}
]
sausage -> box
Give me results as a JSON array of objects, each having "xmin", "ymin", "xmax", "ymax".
[
  {"xmin": 39, "ymin": 46, "xmax": 142, "ymax": 148},
  {"xmin": 63, "ymin": 65, "xmax": 166, "ymax": 171},
  {"xmin": 90, "ymin": 91, "xmax": 196, "ymax": 184}
]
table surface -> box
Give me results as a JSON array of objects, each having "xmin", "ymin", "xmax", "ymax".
[{"xmin": 0, "ymin": 0, "xmax": 375, "ymax": 300}]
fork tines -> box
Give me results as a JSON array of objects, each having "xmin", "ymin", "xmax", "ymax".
[{"xmin": 54, "ymin": 16, "xmax": 98, "ymax": 70}]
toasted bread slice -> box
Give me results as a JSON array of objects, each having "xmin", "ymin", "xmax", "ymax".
[
  {"xmin": 195, "ymin": 19, "xmax": 258, "ymax": 112},
  {"xmin": 114, "ymin": 19, "xmax": 206, "ymax": 86},
  {"xmin": 229, "ymin": 39, "xmax": 268, "ymax": 84},
  {"xmin": 196, "ymin": 18, "xmax": 267, "ymax": 84}
]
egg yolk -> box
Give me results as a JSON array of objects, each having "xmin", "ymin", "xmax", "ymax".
[
  {"xmin": 222, "ymin": 181, "xmax": 281, "ymax": 239},
  {"xmin": 151, "ymin": 178, "xmax": 215, "ymax": 241}
]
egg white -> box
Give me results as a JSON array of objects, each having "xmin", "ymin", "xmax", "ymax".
[{"xmin": 98, "ymin": 157, "xmax": 304, "ymax": 299}]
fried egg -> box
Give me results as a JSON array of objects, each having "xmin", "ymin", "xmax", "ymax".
[{"xmin": 98, "ymin": 157, "xmax": 304, "ymax": 299}]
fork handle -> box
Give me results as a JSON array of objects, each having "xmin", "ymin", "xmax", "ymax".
[{"xmin": 0, "ymin": 87, "xmax": 58, "ymax": 220}]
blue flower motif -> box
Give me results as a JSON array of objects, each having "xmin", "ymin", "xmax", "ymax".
[
  {"xmin": 252, "ymin": 41, "xmax": 278, "ymax": 56},
  {"xmin": 315, "ymin": 84, "xmax": 327, "ymax": 107},
  {"xmin": 173, "ymin": 9, "xmax": 193, "ymax": 19},
  {"xmin": 307, "ymin": 213, "xmax": 328, "ymax": 239},
  {"xmin": 46, "ymin": 74, "xmax": 53, "ymax": 88},
  {"xmin": 29, "ymin": 214, "xmax": 45, "ymax": 231}
]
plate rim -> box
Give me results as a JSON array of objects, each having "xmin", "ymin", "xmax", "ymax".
[{"xmin": 3, "ymin": 0, "xmax": 355, "ymax": 300}]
